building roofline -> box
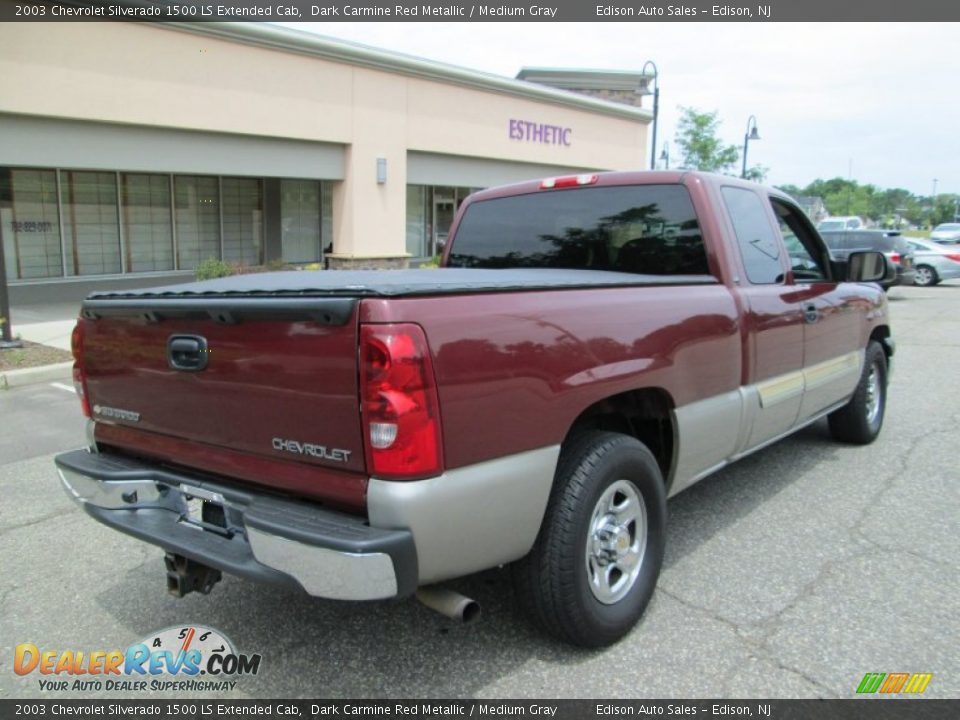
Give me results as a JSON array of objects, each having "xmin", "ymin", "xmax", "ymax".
[
  {"xmin": 160, "ymin": 22, "xmax": 652, "ymax": 124},
  {"xmin": 516, "ymin": 67, "xmax": 654, "ymax": 92}
]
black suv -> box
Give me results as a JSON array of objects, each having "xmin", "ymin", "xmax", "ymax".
[{"xmin": 820, "ymin": 230, "xmax": 916, "ymax": 290}]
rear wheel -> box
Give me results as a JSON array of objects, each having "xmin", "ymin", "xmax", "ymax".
[
  {"xmin": 828, "ymin": 341, "xmax": 887, "ymax": 444},
  {"xmin": 512, "ymin": 431, "xmax": 666, "ymax": 648},
  {"xmin": 914, "ymin": 265, "xmax": 939, "ymax": 287}
]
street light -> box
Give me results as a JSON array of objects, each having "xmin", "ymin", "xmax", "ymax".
[
  {"xmin": 741, "ymin": 115, "xmax": 760, "ymax": 179},
  {"xmin": 659, "ymin": 143, "xmax": 670, "ymax": 170},
  {"xmin": 638, "ymin": 60, "xmax": 659, "ymax": 171},
  {"xmin": 0, "ymin": 218, "xmax": 22, "ymax": 349}
]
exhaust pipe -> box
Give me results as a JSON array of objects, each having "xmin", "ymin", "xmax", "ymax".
[{"xmin": 416, "ymin": 586, "xmax": 481, "ymax": 624}]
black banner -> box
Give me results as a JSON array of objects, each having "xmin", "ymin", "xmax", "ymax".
[
  {"xmin": 1, "ymin": 700, "xmax": 959, "ymax": 719},
  {"xmin": 2, "ymin": 0, "xmax": 960, "ymax": 22}
]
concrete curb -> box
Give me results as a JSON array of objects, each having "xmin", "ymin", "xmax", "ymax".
[{"xmin": 0, "ymin": 361, "xmax": 74, "ymax": 390}]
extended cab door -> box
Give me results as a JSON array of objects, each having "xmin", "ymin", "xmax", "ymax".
[
  {"xmin": 719, "ymin": 186, "xmax": 805, "ymax": 450},
  {"xmin": 769, "ymin": 198, "xmax": 865, "ymax": 421}
]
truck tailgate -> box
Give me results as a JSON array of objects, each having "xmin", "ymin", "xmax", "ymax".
[{"xmin": 78, "ymin": 297, "xmax": 366, "ymax": 495}]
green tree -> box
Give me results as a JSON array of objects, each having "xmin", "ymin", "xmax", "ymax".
[
  {"xmin": 744, "ymin": 165, "xmax": 769, "ymax": 183},
  {"xmin": 674, "ymin": 107, "xmax": 740, "ymax": 174},
  {"xmin": 932, "ymin": 194, "xmax": 959, "ymax": 225}
]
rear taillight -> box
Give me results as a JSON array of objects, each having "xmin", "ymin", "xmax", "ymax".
[
  {"xmin": 888, "ymin": 253, "xmax": 901, "ymax": 264},
  {"xmin": 71, "ymin": 322, "xmax": 90, "ymax": 418},
  {"xmin": 359, "ymin": 323, "xmax": 443, "ymax": 480},
  {"xmin": 945, "ymin": 254, "xmax": 960, "ymax": 263}
]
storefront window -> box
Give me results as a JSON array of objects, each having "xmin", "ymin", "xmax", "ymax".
[
  {"xmin": 1, "ymin": 168, "xmax": 63, "ymax": 280},
  {"xmin": 222, "ymin": 177, "xmax": 263, "ymax": 266},
  {"xmin": 4, "ymin": 168, "xmax": 331, "ymax": 279},
  {"xmin": 174, "ymin": 175, "xmax": 220, "ymax": 270},
  {"xmin": 321, "ymin": 182, "xmax": 333, "ymax": 257},
  {"xmin": 406, "ymin": 185, "xmax": 479, "ymax": 259},
  {"xmin": 406, "ymin": 185, "xmax": 429, "ymax": 258},
  {"xmin": 61, "ymin": 170, "xmax": 121, "ymax": 276},
  {"xmin": 122, "ymin": 173, "xmax": 173, "ymax": 272},
  {"xmin": 280, "ymin": 179, "xmax": 321, "ymax": 263}
]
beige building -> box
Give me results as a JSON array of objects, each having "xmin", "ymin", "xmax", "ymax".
[{"xmin": 0, "ymin": 22, "xmax": 651, "ymax": 301}]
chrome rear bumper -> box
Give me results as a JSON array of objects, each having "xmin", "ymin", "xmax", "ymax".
[{"xmin": 55, "ymin": 449, "xmax": 417, "ymax": 600}]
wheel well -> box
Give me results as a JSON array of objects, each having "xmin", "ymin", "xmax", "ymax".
[
  {"xmin": 869, "ymin": 326, "xmax": 892, "ymax": 364},
  {"xmin": 564, "ymin": 388, "xmax": 675, "ymax": 481}
]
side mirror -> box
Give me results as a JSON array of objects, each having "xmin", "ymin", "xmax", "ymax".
[{"xmin": 847, "ymin": 251, "xmax": 887, "ymax": 283}]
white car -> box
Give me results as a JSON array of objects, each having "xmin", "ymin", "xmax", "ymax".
[
  {"xmin": 930, "ymin": 223, "xmax": 960, "ymax": 244},
  {"xmin": 818, "ymin": 216, "xmax": 865, "ymax": 232}
]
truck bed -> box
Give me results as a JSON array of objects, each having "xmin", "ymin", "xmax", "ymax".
[{"xmin": 86, "ymin": 268, "xmax": 718, "ymax": 301}]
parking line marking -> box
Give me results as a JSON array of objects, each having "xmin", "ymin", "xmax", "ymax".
[{"xmin": 50, "ymin": 382, "xmax": 75, "ymax": 394}]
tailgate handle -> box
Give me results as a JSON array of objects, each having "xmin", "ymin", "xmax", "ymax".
[{"xmin": 167, "ymin": 335, "xmax": 209, "ymax": 372}]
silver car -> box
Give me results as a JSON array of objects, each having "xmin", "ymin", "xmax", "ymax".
[
  {"xmin": 906, "ymin": 237, "xmax": 960, "ymax": 286},
  {"xmin": 930, "ymin": 223, "xmax": 960, "ymax": 244}
]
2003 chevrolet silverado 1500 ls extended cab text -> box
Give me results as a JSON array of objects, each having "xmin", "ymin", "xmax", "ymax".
[{"xmin": 55, "ymin": 171, "xmax": 894, "ymax": 647}]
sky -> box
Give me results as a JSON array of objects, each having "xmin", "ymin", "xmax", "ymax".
[{"xmin": 275, "ymin": 21, "xmax": 955, "ymax": 198}]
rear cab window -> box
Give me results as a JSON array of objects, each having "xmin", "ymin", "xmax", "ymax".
[{"xmin": 447, "ymin": 184, "xmax": 712, "ymax": 277}]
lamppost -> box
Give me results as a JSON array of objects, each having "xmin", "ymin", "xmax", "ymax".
[
  {"xmin": 638, "ymin": 60, "xmax": 659, "ymax": 171},
  {"xmin": 0, "ymin": 217, "xmax": 22, "ymax": 349},
  {"xmin": 741, "ymin": 115, "xmax": 760, "ymax": 179},
  {"xmin": 659, "ymin": 143, "xmax": 670, "ymax": 170}
]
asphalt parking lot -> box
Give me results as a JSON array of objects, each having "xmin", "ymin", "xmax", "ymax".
[{"xmin": 1, "ymin": 284, "xmax": 958, "ymax": 700}]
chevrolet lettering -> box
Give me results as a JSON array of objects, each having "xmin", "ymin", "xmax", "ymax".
[
  {"xmin": 271, "ymin": 438, "xmax": 352, "ymax": 463},
  {"xmin": 92, "ymin": 405, "xmax": 141, "ymax": 423},
  {"xmin": 57, "ymin": 171, "xmax": 893, "ymax": 646}
]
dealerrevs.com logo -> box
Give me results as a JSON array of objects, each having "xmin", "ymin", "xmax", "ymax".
[{"xmin": 14, "ymin": 625, "xmax": 261, "ymax": 693}]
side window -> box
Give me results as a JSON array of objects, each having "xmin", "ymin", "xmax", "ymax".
[
  {"xmin": 721, "ymin": 186, "xmax": 784, "ymax": 284},
  {"xmin": 770, "ymin": 199, "xmax": 829, "ymax": 282}
]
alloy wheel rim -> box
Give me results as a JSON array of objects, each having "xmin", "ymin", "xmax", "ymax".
[
  {"xmin": 865, "ymin": 363, "xmax": 882, "ymax": 426},
  {"xmin": 584, "ymin": 479, "xmax": 647, "ymax": 605}
]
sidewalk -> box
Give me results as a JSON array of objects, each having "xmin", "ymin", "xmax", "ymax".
[
  {"xmin": 12, "ymin": 319, "xmax": 76, "ymax": 352},
  {"xmin": 1, "ymin": 313, "xmax": 78, "ymax": 389}
]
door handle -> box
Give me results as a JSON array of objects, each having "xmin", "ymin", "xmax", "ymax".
[
  {"xmin": 803, "ymin": 303, "xmax": 819, "ymax": 324},
  {"xmin": 167, "ymin": 335, "xmax": 209, "ymax": 371}
]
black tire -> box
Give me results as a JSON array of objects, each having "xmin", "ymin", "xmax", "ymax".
[
  {"xmin": 828, "ymin": 341, "xmax": 888, "ymax": 444},
  {"xmin": 512, "ymin": 431, "xmax": 666, "ymax": 648},
  {"xmin": 913, "ymin": 265, "xmax": 939, "ymax": 287}
]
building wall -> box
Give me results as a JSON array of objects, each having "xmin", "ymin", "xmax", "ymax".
[{"xmin": 0, "ymin": 22, "xmax": 648, "ymax": 266}]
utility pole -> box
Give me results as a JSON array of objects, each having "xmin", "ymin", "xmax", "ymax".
[{"xmin": 931, "ymin": 179, "xmax": 939, "ymax": 227}]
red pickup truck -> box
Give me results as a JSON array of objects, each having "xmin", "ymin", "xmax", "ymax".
[{"xmin": 56, "ymin": 171, "xmax": 893, "ymax": 647}]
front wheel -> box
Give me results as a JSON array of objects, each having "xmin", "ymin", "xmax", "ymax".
[
  {"xmin": 512, "ymin": 431, "xmax": 666, "ymax": 648},
  {"xmin": 828, "ymin": 341, "xmax": 888, "ymax": 444},
  {"xmin": 913, "ymin": 265, "xmax": 939, "ymax": 287}
]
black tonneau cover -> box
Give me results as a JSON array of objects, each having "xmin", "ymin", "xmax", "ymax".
[{"xmin": 88, "ymin": 268, "xmax": 717, "ymax": 301}]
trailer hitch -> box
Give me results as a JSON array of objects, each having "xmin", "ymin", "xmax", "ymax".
[{"xmin": 164, "ymin": 553, "xmax": 222, "ymax": 598}]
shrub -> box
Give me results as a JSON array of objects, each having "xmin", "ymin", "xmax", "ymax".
[{"xmin": 195, "ymin": 258, "xmax": 235, "ymax": 281}]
